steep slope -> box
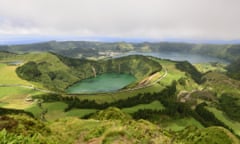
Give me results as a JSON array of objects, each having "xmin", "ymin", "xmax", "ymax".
[
  {"xmin": 16, "ymin": 52, "xmax": 79, "ymax": 91},
  {"xmin": 176, "ymin": 61, "xmax": 203, "ymax": 84},
  {"xmin": 16, "ymin": 53, "xmax": 162, "ymax": 91},
  {"xmin": 58, "ymin": 54, "xmax": 161, "ymax": 81}
]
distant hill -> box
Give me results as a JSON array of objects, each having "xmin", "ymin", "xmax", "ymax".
[{"xmin": 1, "ymin": 41, "xmax": 240, "ymax": 61}]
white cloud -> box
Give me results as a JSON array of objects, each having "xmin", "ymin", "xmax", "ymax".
[{"xmin": 0, "ymin": 0, "xmax": 240, "ymax": 40}]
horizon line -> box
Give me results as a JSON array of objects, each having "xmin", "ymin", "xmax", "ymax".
[{"xmin": 0, "ymin": 36, "xmax": 240, "ymax": 45}]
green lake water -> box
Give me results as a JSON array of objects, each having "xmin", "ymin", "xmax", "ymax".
[{"xmin": 66, "ymin": 73, "xmax": 136, "ymax": 94}]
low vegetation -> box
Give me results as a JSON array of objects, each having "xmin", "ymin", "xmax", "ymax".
[
  {"xmin": 1, "ymin": 50, "xmax": 240, "ymax": 143},
  {"xmin": 1, "ymin": 107, "xmax": 239, "ymax": 144},
  {"xmin": 176, "ymin": 126, "xmax": 239, "ymax": 144}
]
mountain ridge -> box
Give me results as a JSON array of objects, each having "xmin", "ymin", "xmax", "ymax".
[{"xmin": 1, "ymin": 41, "xmax": 240, "ymax": 61}]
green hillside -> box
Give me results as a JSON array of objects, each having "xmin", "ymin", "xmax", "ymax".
[
  {"xmin": 176, "ymin": 126, "xmax": 239, "ymax": 144},
  {"xmin": 1, "ymin": 50, "xmax": 240, "ymax": 143},
  {"xmin": 15, "ymin": 53, "xmax": 162, "ymax": 91},
  {"xmin": 0, "ymin": 107, "xmax": 239, "ymax": 144}
]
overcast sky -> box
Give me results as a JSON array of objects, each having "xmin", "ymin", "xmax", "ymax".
[{"xmin": 0, "ymin": 0, "xmax": 240, "ymax": 43}]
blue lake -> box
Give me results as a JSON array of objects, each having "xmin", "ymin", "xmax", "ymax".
[
  {"xmin": 66, "ymin": 73, "xmax": 136, "ymax": 94},
  {"xmin": 115, "ymin": 52, "xmax": 229, "ymax": 64}
]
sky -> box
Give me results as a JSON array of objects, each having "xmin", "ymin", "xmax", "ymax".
[{"xmin": 0, "ymin": 0, "xmax": 240, "ymax": 44}]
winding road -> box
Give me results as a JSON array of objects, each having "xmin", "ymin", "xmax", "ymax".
[{"xmin": 118, "ymin": 67, "xmax": 168, "ymax": 92}]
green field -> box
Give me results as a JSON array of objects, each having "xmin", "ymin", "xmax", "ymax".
[
  {"xmin": 160, "ymin": 117, "xmax": 204, "ymax": 131},
  {"xmin": 26, "ymin": 102, "xmax": 97, "ymax": 121},
  {"xmin": 194, "ymin": 63, "xmax": 227, "ymax": 73},
  {"xmin": 26, "ymin": 100, "xmax": 164, "ymax": 121},
  {"xmin": 26, "ymin": 102, "xmax": 68, "ymax": 121},
  {"xmin": 202, "ymin": 72, "xmax": 240, "ymax": 97},
  {"xmin": 122, "ymin": 100, "xmax": 164, "ymax": 114},
  {"xmin": 65, "ymin": 108, "xmax": 97, "ymax": 118},
  {"xmin": 206, "ymin": 106, "xmax": 240, "ymax": 136},
  {"xmin": 0, "ymin": 87, "xmax": 43, "ymax": 109},
  {"xmin": 151, "ymin": 58, "xmax": 199, "ymax": 91},
  {"xmin": 0, "ymin": 63, "xmax": 31, "ymax": 85},
  {"xmin": 0, "ymin": 63, "xmax": 45, "ymax": 109}
]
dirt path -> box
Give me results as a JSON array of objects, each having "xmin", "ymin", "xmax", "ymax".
[{"xmin": 118, "ymin": 67, "xmax": 168, "ymax": 92}]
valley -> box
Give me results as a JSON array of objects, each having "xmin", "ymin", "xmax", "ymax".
[{"xmin": 0, "ymin": 42, "xmax": 240, "ymax": 144}]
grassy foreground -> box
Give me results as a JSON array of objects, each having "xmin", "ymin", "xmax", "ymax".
[{"xmin": 1, "ymin": 107, "xmax": 239, "ymax": 144}]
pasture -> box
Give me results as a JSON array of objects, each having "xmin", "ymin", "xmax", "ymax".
[
  {"xmin": 206, "ymin": 106, "xmax": 240, "ymax": 136},
  {"xmin": 122, "ymin": 100, "xmax": 165, "ymax": 114}
]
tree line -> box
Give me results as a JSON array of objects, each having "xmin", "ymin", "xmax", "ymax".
[{"xmin": 32, "ymin": 81, "xmax": 177, "ymax": 112}]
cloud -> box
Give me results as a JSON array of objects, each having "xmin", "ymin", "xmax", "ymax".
[{"xmin": 0, "ymin": 0, "xmax": 240, "ymax": 40}]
